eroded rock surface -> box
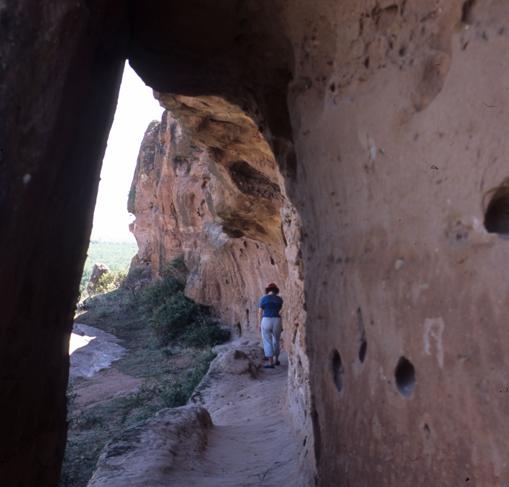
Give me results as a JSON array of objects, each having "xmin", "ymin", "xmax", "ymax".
[
  {"xmin": 70, "ymin": 323, "xmax": 126, "ymax": 379},
  {"xmin": 87, "ymin": 405, "xmax": 212, "ymax": 487},
  {"xmin": 128, "ymin": 97, "xmax": 289, "ymax": 333}
]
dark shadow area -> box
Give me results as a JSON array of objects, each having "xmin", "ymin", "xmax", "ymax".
[
  {"xmin": 484, "ymin": 178, "xmax": 509, "ymax": 236},
  {"xmin": 395, "ymin": 356, "xmax": 416, "ymax": 398},
  {"xmin": 331, "ymin": 350, "xmax": 344, "ymax": 393}
]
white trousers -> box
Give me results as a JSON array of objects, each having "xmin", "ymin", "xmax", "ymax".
[{"xmin": 261, "ymin": 317, "xmax": 282, "ymax": 358}]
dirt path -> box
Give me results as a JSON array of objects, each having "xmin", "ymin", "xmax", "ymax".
[{"xmin": 163, "ymin": 349, "xmax": 302, "ymax": 487}]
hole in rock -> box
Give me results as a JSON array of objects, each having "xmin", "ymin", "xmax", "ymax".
[
  {"xmin": 331, "ymin": 350, "xmax": 344, "ymax": 392},
  {"xmin": 484, "ymin": 178, "xmax": 509, "ymax": 237},
  {"xmin": 235, "ymin": 322, "xmax": 242, "ymax": 336},
  {"xmin": 358, "ymin": 339, "xmax": 367, "ymax": 363},
  {"xmin": 461, "ymin": 0, "xmax": 477, "ymax": 24},
  {"xmin": 395, "ymin": 356, "xmax": 416, "ymax": 397},
  {"xmin": 356, "ymin": 308, "xmax": 367, "ymax": 363},
  {"xmin": 228, "ymin": 160, "xmax": 281, "ymax": 199}
]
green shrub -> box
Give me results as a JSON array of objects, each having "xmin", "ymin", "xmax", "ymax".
[
  {"xmin": 150, "ymin": 291, "xmax": 201, "ymax": 346},
  {"xmin": 180, "ymin": 321, "xmax": 231, "ymax": 348},
  {"xmin": 159, "ymin": 382, "xmax": 190, "ymax": 408},
  {"xmin": 148, "ymin": 283, "xmax": 230, "ymax": 349},
  {"xmin": 141, "ymin": 276, "xmax": 184, "ymax": 308},
  {"xmin": 73, "ymin": 411, "xmax": 104, "ymax": 430}
]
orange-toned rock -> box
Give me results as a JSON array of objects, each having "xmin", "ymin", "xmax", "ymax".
[{"xmin": 129, "ymin": 96, "xmax": 291, "ymax": 335}]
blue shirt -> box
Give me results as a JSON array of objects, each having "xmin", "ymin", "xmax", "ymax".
[{"xmin": 259, "ymin": 294, "xmax": 283, "ymax": 318}]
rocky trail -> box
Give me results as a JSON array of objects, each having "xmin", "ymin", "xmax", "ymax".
[
  {"xmin": 87, "ymin": 340, "xmax": 304, "ymax": 487},
  {"xmin": 169, "ymin": 350, "xmax": 300, "ymax": 486}
]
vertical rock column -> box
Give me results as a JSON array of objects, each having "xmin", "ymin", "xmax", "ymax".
[{"xmin": 0, "ymin": 1, "xmax": 127, "ymax": 485}]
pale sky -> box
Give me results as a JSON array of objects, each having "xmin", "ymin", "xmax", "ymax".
[{"xmin": 91, "ymin": 62, "xmax": 164, "ymax": 242}]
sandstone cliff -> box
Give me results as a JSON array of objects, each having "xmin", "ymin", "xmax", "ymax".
[{"xmin": 128, "ymin": 95, "xmax": 293, "ymax": 334}]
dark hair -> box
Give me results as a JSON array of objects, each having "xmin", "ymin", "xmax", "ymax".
[{"xmin": 265, "ymin": 286, "xmax": 279, "ymax": 295}]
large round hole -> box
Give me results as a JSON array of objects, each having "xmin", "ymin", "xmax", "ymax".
[
  {"xmin": 395, "ymin": 356, "xmax": 416, "ymax": 397},
  {"xmin": 358, "ymin": 338, "xmax": 367, "ymax": 363},
  {"xmin": 331, "ymin": 350, "xmax": 344, "ymax": 392},
  {"xmin": 484, "ymin": 179, "xmax": 509, "ymax": 236}
]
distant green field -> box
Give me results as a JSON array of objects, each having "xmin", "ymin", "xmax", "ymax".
[{"xmin": 80, "ymin": 241, "xmax": 138, "ymax": 291}]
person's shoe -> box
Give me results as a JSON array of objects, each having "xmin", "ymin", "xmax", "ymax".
[
  {"xmin": 263, "ymin": 364, "xmax": 275, "ymax": 369},
  {"xmin": 275, "ymin": 360, "xmax": 281, "ymax": 366}
]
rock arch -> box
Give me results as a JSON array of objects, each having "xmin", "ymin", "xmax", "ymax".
[{"xmin": 3, "ymin": 1, "xmax": 509, "ymax": 486}]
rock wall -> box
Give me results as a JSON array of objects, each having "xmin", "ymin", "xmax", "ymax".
[
  {"xmin": 0, "ymin": 1, "xmax": 127, "ymax": 485},
  {"xmin": 128, "ymin": 95, "xmax": 288, "ymax": 331},
  {"xmin": 280, "ymin": 0, "xmax": 509, "ymax": 485},
  {"xmin": 128, "ymin": 1, "xmax": 509, "ymax": 484}
]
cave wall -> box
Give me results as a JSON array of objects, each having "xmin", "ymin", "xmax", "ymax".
[
  {"xmin": 128, "ymin": 0, "xmax": 509, "ymax": 484},
  {"xmin": 0, "ymin": 1, "xmax": 127, "ymax": 485},
  {"xmin": 280, "ymin": 0, "xmax": 509, "ymax": 484}
]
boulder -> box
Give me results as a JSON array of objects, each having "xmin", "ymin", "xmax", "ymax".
[
  {"xmin": 86, "ymin": 263, "xmax": 111, "ymax": 294},
  {"xmin": 87, "ymin": 405, "xmax": 213, "ymax": 487}
]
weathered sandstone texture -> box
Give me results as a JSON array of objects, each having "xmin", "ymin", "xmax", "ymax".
[
  {"xmin": 128, "ymin": 1, "xmax": 509, "ymax": 484},
  {"xmin": 87, "ymin": 405, "xmax": 213, "ymax": 487},
  {"xmin": 5, "ymin": 0, "xmax": 509, "ymax": 485},
  {"xmin": 282, "ymin": 2, "xmax": 509, "ymax": 485},
  {"xmin": 128, "ymin": 97, "xmax": 288, "ymax": 333},
  {"xmin": 70, "ymin": 323, "xmax": 126, "ymax": 379}
]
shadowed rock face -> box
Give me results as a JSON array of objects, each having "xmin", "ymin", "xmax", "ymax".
[
  {"xmin": 0, "ymin": 1, "xmax": 127, "ymax": 485},
  {"xmin": 4, "ymin": 0, "xmax": 509, "ymax": 485}
]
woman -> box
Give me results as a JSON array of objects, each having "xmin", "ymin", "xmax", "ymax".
[{"xmin": 258, "ymin": 282, "xmax": 283, "ymax": 369}]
